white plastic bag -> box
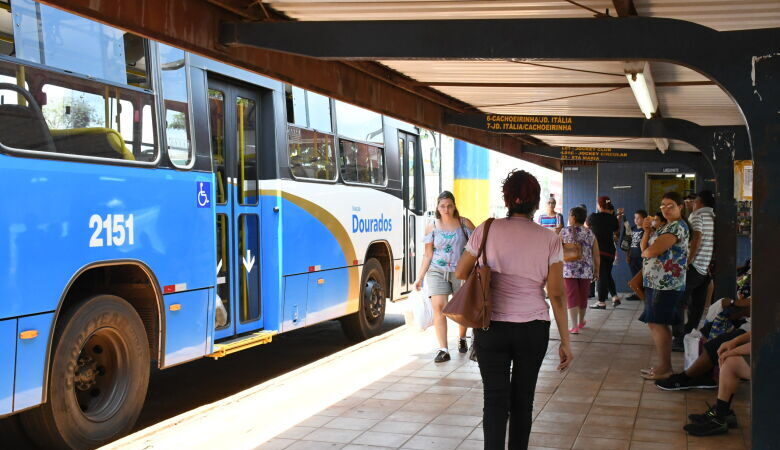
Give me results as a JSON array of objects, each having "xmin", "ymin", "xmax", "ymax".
[
  {"xmin": 404, "ymin": 289, "xmax": 433, "ymax": 331},
  {"xmin": 683, "ymin": 329, "xmax": 702, "ymax": 370},
  {"xmin": 705, "ymin": 298, "xmax": 725, "ymax": 322},
  {"xmin": 215, "ymin": 293, "xmax": 228, "ymax": 328}
]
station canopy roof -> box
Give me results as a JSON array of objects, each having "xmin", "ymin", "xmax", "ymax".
[{"xmin": 259, "ymin": 0, "xmax": 779, "ymax": 157}]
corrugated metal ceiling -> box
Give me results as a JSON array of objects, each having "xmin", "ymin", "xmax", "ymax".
[
  {"xmin": 266, "ymin": 0, "xmax": 780, "ymax": 30},
  {"xmin": 265, "ymin": 0, "xmax": 778, "ymax": 155}
]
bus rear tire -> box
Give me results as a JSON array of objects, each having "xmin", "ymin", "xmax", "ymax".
[
  {"xmin": 341, "ymin": 258, "xmax": 387, "ymax": 342},
  {"xmin": 20, "ymin": 295, "xmax": 150, "ymax": 449}
]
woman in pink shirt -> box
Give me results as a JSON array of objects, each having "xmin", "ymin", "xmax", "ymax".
[{"xmin": 456, "ymin": 170, "xmax": 573, "ymax": 450}]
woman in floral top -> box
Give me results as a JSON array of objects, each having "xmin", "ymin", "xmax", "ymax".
[
  {"xmin": 414, "ymin": 191, "xmax": 475, "ymax": 363},
  {"xmin": 561, "ymin": 206, "xmax": 600, "ymax": 335},
  {"xmin": 639, "ymin": 192, "xmax": 690, "ymax": 380}
]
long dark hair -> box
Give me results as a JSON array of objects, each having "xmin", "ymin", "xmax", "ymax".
[{"xmin": 435, "ymin": 191, "xmax": 460, "ymax": 219}]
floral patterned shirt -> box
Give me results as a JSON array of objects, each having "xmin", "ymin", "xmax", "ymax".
[
  {"xmin": 643, "ymin": 220, "xmax": 690, "ymax": 291},
  {"xmin": 561, "ymin": 226, "xmax": 596, "ymax": 279},
  {"xmin": 423, "ymin": 219, "xmax": 472, "ymax": 272}
]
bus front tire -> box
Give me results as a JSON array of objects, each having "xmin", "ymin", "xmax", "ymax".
[
  {"xmin": 341, "ymin": 258, "xmax": 387, "ymax": 341},
  {"xmin": 21, "ymin": 295, "xmax": 150, "ymax": 449}
]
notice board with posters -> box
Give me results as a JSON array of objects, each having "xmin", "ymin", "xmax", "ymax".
[{"xmin": 735, "ymin": 160, "xmax": 753, "ymax": 200}]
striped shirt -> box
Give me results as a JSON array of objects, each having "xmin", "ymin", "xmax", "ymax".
[
  {"xmin": 689, "ymin": 206, "xmax": 715, "ymax": 275},
  {"xmin": 538, "ymin": 213, "xmax": 564, "ymax": 229}
]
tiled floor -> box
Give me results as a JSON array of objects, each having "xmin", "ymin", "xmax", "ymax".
[{"xmin": 259, "ymin": 298, "xmax": 751, "ymax": 450}]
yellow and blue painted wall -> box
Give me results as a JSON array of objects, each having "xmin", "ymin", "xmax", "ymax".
[{"xmin": 453, "ymin": 140, "xmax": 490, "ymax": 224}]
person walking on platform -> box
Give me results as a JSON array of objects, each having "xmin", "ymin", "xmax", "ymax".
[
  {"xmin": 624, "ymin": 210, "xmax": 649, "ymax": 300},
  {"xmin": 561, "ymin": 206, "xmax": 599, "ymax": 334},
  {"xmin": 639, "ymin": 192, "xmax": 690, "ymax": 380},
  {"xmin": 455, "ymin": 170, "xmax": 573, "ymax": 450},
  {"xmin": 414, "ymin": 191, "xmax": 475, "ymax": 363},
  {"xmin": 537, "ymin": 195, "xmax": 564, "ymax": 234},
  {"xmin": 587, "ymin": 196, "xmax": 621, "ymax": 309},
  {"xmin": 673, "ymin": 190, "xmax": 715, "ymax": 351}
]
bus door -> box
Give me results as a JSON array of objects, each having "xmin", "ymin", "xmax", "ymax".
[
  {"xmin": 208, "ymin": 78, "xmax": 263, "ymax": 339},
  {"xmin": 398, "ymin": 131, "xmax": 425, "ymax": 294}
]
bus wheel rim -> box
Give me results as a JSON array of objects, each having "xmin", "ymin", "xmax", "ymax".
[
  {"xmin": 364, "ymin": 278, "xmax": 384, "ymax": 321},
  {"xmin": 72, "ymin": 327, "xmax": 131, "ymax": 423}
]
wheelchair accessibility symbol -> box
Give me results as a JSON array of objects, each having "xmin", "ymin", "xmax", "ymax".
[{"xmin": 197, "ymin": 181, "xmax": 211, "ymax": 208}]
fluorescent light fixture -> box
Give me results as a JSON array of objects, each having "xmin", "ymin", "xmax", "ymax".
[
  {"xmin": 626, "ymin": 62, "xmax": 668, "ymax": 153},
  {"xmin": 625, "ymin": 62, "xmax": 659, "ymax": 119}
]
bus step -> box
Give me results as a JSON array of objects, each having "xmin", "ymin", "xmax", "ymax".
[{"xmin": 207, "ymin": 330, "xmax": 277, "ymax": 359}]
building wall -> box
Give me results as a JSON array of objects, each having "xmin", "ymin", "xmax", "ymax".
[{"xmin": 564, "ymin": 161, "xmax": 704, "ymax": 291}]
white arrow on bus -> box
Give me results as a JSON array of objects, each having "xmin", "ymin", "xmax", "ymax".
[
  {"xmin": 242, "ymin": 250, "xmax": 255, "ymax": 273},
  {"xmin": 216, "ymin": 259, "xmax": 223, "ymax": 275}
]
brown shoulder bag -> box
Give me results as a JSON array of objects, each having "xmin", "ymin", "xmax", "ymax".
[
  {"xmin": 442, "ymin": 218, "xmax": 495, "ymax": 329},
  {"xmin": 628, "ymin": 269, "xmax": 645, "ymax": 300},
  {"xmin": 563, "ymin": 243, "xmax": 583, "ymax": 262}
]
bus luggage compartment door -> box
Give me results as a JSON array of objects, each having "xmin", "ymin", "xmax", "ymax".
[
  {"xmin": 14, "ymin": 312, "xmax": 54, "ymax": 411},
  {"xmin": 282, "ymin": 274, "xmax": 308, "ymax": 332},
  {"xmin": 0, "ymin": 318, "xmax": 15, "ymax": 415},
  {"xmin": 163, "ymin": 289, "xmax": 212, "ymax": 367}
]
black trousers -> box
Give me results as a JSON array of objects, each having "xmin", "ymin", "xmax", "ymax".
[
  {"xmin": 628, "ymin": 255, "xmax": 643, "ymax": 277},
  {"xmin": 598, "ymin": 255, "xmax": 617, "ymax": 301},
  {"xmin": 673, "ymin": 267, "xmax": 711, "ymax": 339},
  {"xmin": 475, "ymin": 320, "xmax": 550, "ymax": 450}
]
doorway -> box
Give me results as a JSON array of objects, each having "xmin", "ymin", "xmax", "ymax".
[
  {"xmin": 646, "ymin": 173, "xmax": 696, "ymax": 213},
  {"xmin": 208, "ymin": 78, "xmax": 264, "ymax": 340}
]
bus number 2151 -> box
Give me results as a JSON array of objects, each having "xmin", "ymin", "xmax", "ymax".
[{"xmin": 89, "ymin": 214, "xmax": 135, "ymax": 247}]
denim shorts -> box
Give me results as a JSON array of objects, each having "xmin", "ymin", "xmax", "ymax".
[
  {"xmin": 639, "ymin": 287, "xmax": 684, "ymax": 325},
  {"xmin": 425, "ymin": 269, "xmax": 463, "ymax": 296}
]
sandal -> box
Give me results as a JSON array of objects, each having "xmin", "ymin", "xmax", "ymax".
[
  {"xmin": 640, "ymin": 367, "xmax": 655, "ymax": 375},
  {"xmin": 612, "ymin": 298, "xmax": 622, "ymax": 307}
]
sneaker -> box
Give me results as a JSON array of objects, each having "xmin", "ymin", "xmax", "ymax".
[
  {"xmin": 688, "ymin": 404, "xmax": 738, "ymax": 429},
  {"xmin": 569, "ymin": 326, "xmax": 579, "ymax": 334},
  {"xmin": 626, "ymin": 294, "xmax": 640, "ymax": 301},
  {"xmin": 689, "ymin": 377, "xmax": 718, "ymax": 389},
  {"xmin": 434, "ymin": 350, "xmax": 451, "ymax": 363},
  {"xmin": 458, "ymin": 338, "xmax": 468, "ymax": 354},
  {"xmin": 578, "ymin": 320, "xmax": 587, "ymax": 329},
  {"xmin": 685, "ymin": 407, "xmax": 733, "ymax": 436},
  {"xmin": 656, "ymin": 373, "xmax": 694, "ymax": 391},
  {"xmin": 589, "ymin": 303, "xmax": 606, "ymax": 310}
]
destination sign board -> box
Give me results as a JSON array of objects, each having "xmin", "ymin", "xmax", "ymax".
[
  {"xmin": 559, "ymin": 147, "xmax": 629, "ymax": 162},
  {"xmin": 446, "ymin": 112, "xmax": 646, "ymax": 137},
  {"xmin": 523, "ymin": 145, "xmax": 703, "ymax": 165}
]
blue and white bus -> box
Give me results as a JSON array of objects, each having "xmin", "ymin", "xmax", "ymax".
[{"xmin": 0, "ymin": 0, "xmax": 428, "ymax": 446}]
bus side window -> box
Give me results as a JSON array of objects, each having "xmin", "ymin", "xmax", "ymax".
[
  {"xmin": 339, "ymin": 139, "xmax": 386, "ymax": 186},
  {"xmin": 159, "ymin": 44, "xmax": 193, "ymax": 168},
  {"xmin": 0, "ymin": 1, "xmax": 157, "ymax": 162},
  {"xmin": 287, "ymin": 126, "xmax": 337, "ymax": 181}
]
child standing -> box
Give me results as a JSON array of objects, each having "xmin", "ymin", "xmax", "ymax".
[{"xmin": 625, "ymin": 210, "xmax": 648, "ymax": 300}]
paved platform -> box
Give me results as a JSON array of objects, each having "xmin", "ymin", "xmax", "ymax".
[{"xmin": 105, "ymin": 299, "xmax": 750, "ymax": 450}]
